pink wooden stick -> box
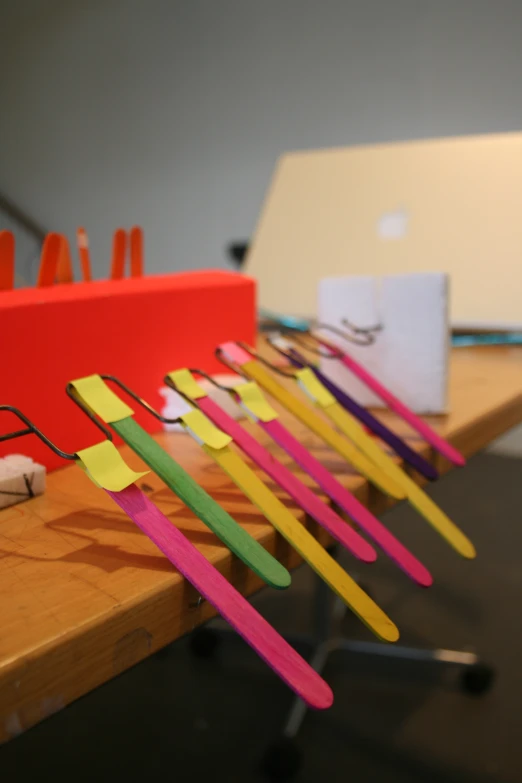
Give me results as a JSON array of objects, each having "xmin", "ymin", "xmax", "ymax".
[
  {"xmin": 322, "ymin": 342, "xmax": 465, "ymax": 467},
  {"xmin": 107, "ymin": 484, "xmax": 333, "ymax": 709},
  {"xmin": 197, "ymin": 397, "xmax": 377, "ymax": 564},
  {"xmin": 258, "ymin": 418, "xmax": 432, "ymax": 587}
]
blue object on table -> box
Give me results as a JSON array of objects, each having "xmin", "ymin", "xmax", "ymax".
[
  {"xmin": 452, "ymin": 334, "xmax": 522, "ymax": 347},
  {"xmin": 259, "ymin": 309, "xmax": 310, "ymax": 331}
]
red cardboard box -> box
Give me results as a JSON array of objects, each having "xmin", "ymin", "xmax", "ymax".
[{"xmin": 1, "ymin": 270, "xmax": 256, "ymax": 470}]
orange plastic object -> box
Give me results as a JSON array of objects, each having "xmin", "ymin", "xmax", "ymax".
[
  {"xmin": 0, "ymin": 270, "xmax": 256, "ymax": 470},
  {"xmin": 37, "ymin": 233, "xmax": 62, "ymax": 287},
  {"xmin": 0, "ymin": 231, "xmax": 14, "ymax": 291},
  {"xmin": 56, "ymin": 235, "xmax": 74, "ymax": 283},
  {"xmin": 130, "ymin": 226, "xmax": 144, "ymax": 277},
  {"xmin": 110, "ymin": 229, "xmax": 127, "ymax": 279},
  {"xmin": 77, "ymin": 227, "xmax": 92, "ymax": 281}
]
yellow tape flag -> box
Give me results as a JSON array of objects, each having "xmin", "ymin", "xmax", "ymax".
[
  {"xmin": 234, "ymin": 382, "xmax": 278, "ymax": 422},
  {"xmin": 180, "ymin": 409, "xmax": 232, "ymax": 450},
  {"xmin": 295, "ymin": 368, "xmax": 337, "ymax": 408},
  {"xmin": 70, "ymin": 375, "xmax": 134, "ymax": 423},
  {"xmin": 167, "ymin": 369, "xmax": 207, "ymax": 400},
  {"xmin": 76, "ymin": 440, "xmax": 149, "ymax": 491}
]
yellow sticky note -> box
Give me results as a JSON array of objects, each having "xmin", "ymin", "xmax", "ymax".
[
  {"xmin": 234, "ymin": 382, "xmax": 278, "ymax": 422},
  {"xmin": 167, "ymin": 369, "xmax": 207, "ymax": 400},
  {"xmin": 180, "ymin": 409, "xmax": 232, "ymax": 450},
  {"xmin": 76, "ymin": 440, "xmax": 149, "ymax": 491},
  {"xmin": 295, "ymin": 368, "xmax": 336, "ymax": 408},
  {"xmin": 70, "ymin": 375, "xmax": 134, "ymax": 423}
]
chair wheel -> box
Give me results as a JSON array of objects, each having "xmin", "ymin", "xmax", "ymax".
[
  {"xmin": 460, "ymin": 663, "xmax": 495, "ymax": 695},
  {"xmin": 189, "ymin": 627, "xmax": 221, "ymax": 658},
  {"xmin": 260, "ymin": 737, "xmax": 302, "ymax": 781}
]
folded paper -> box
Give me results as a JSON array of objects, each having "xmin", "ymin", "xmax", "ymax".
[
  {"xmin": 76, "ymin": 440, "xmax": 149, "ymax": 491},
  {"xmin": 180, "ymin": 408, "xmax": 232, "ymax": 449},
  {"xmin": 167, "ymin": 369, "xmax": 208, "ymax": 400},
  {"xmin": 70, "ymin": 375, "xmax": 134, "ymax": 423},
  {"xmin": 234, "ymin": 381, "xmax": 278, "ymax": 422}
]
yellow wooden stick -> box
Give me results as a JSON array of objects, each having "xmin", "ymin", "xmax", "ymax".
[
  {"xmin": 241, "ymin": 361, "xmax": 405, "ymax": 500},
  {"xmin": 296, "ymin": 370, "xmax": 476, "ymax": 559},
  {"xmin": 172, "ymin": 399, "xmax": 395, "ymax": 639},
  {"xmin": 204, "ymin": 443, "xmax": 399, "ymax": 642}
]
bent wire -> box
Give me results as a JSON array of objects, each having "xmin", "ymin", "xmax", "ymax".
[
  {"xmin": 0, "ymin": 404, "xmax": 331, "ymax": 709},
  {"xmin": 67, "ymin": 375, "xmax": 290, "ymax": 590}
]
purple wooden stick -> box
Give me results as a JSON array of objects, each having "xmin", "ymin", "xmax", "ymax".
[{"xmin": 286, "ymin": 348, "xmax": 438, "ymax": 480}]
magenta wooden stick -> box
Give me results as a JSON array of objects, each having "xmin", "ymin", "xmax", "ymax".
[
  {"xmin": 107, "ymin": 484, "xmax": 333, "ymax": 709},
  {"xmin": 321, "ymin": 341, "xmax": 465, "ymax": 467},
  {"xmin": 257, "ymin": 418, "xmax": 433, "ymax": 587},
  {"xmin": 197, "ymin": 396, "xmax": 377, "ymax": 564}
]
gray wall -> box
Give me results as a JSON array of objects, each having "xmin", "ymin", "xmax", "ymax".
[{"xmin": 1, "ymin": 0, "xmax": 522, "ymax": 281}]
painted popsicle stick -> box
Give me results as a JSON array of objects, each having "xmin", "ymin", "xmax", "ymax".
[
  {"xmin": 320, "ymin": 398, "xmax": 476, "ymax": 559},
  {"xmin": 106, "ymin": 484, "xmax": 334, "ymax": 709},
  {"xmin": 1, "ymin": 408, "xmax": 331, "ymax": 708},
  {"xmin": 280, "ymin": 343, "xmax": 437, "ymax": 480},
  {"xmin": 111, "ymin": 417, "xmax": 291, "ymax": 589},
  {"xmin": 166, "ymin": 372, "xmax": 397, "ymax": 640},
  {"xmin": 172, "ymin": 403, "xmax": 375, "ymax": 563},
  {"xmin": 195, "ymin": 397, "xmax": 376, "ymax": 563},
  {"xmin": 217, "ymin": 343, "xmax": 405, "ymax": 500},
  {"xmin": 257, "ymin": 417, "xmax": 433, "ymax": 586},
  {"xmin": 0, "ymin": 230, "xmax": 14, "ymax": 291},
  {"xmin": 318, "ymin": 336, "xmax": 466, "ymax": 467},
  {"xmin": 177, "ymin": 412, "xmax": 397, "ymax": 640},
  {"xmin": 69, "ymin": 376, "xmax": 290, "ymax": 589}
]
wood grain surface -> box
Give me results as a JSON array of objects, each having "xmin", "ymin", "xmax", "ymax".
[{"xmin": 1, "ymin": 345, "xmax": 521, "ymax": 742}]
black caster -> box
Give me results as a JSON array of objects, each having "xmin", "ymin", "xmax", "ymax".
[
  {"xmin": 260, "ymin": 737, "xmax": 302, "ymax": 781},
  {"xmin": 460, "ymin": 663, "xmax": 495, "ymax": 696},
  {"xmin": 189, "ymin": 627, "xmax": 221, "ymax": 658}
]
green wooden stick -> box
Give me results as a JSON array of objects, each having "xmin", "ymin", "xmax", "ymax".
[{"xmin": 111, "ymin": 417, "xmax": 290, "ymax": 589}]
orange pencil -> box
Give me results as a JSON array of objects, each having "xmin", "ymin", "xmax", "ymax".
[
  {"xmin": 37, "ymin": 233, "xmax": 62, "ymax": 287},
  {"xmin": 0, "ymin": 231, "xmax": 14, "ymax": 290},
  {"xmin": 110, "ymin": 228, "xmax": 127, "ymax": 279},
  {"xmin": 130, "ymin": 226, "xmax": 144, "ymax": 277},
  {"xmin": 56, "ymin": 235, "xmax": 74, "ymax": 283},
  {"xmin": 77, "ymin": 227, "xmax": 92, "ymax": 281}
]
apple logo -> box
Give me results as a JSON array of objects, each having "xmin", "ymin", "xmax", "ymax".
[{"xmin": 377, "ymin": 208, "xmax": 409, "ymax": 240}]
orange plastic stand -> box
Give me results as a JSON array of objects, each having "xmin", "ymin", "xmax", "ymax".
[{"xmin": 0, "ymin": 270, "xmax": 255, "ymax": 470}]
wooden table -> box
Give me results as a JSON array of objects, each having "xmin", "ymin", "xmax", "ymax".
[{"xmin": 1, "ymin": 346, "xmax": 521, "ymax": 743}]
